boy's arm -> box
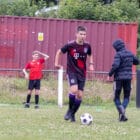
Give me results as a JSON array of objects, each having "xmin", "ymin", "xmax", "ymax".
[
  {"xmin": 55, "ymin": 49, "xmax": 63, "ymax": 69},
  {"xmin": 88, "ymin": 55, "xmax": 94, "ymax": 71},
  {"xmin": 35, "ymin": 50, "xmax": 49, "ymax": 60},
  {"xmin": 23, "ymin": 68, "xmax": 29, "ymax": 79},
  {"xmin": 109, "ymin": 53, "xmax": 120, "ymax": 77}
]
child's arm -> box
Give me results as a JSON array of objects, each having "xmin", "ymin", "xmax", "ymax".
[
  {"xmin": 54, "ymin": 49, "xmax": 63, "ymax": 69},
  {"xmin": 35, "ymin": 50, "xmax": 49, "ymax": 60},
  {"xmin": 23, "ymin": 68, "xmax": 29, "ymax": 79}
]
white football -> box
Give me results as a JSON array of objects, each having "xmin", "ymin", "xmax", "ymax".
[{"xmin": 80, "ymin": 113, "xmax": 93, "ymax": 125}]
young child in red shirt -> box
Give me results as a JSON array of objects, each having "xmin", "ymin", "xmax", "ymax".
[{"xmin": 23, "ymin": 50, "xmax": 49, "ymax": 109}]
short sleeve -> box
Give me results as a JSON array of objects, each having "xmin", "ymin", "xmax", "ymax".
[
  {"xmin": 25, "ymin": 63, "xmax": 30, "ymax": 69},
  {"xmin": 39, "ymin": 58, "xmax": 45, "ymax": 64},
  {"xmin": 87, "ymin": 44, "xmax": 92, "ymax": 55},
  {"xmin": 61, "ymin": 44, "xmax": 69, "ymax": 54}
]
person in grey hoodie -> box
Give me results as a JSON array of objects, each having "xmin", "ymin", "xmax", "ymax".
[{"xmin": 108, "ymin": 39, "xmax": 139, "ymax": 122}]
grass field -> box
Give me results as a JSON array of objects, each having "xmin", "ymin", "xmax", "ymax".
[
  {"xmin": 0, "ymin": 102, "xmax": 140, "ymax": 140},
  {"xmin": 0, "ymin": 75, "xmax": 139, "ymax": 140}
]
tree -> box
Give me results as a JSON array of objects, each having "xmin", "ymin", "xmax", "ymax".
[
  {"xmin": 138, "ymin": 0, "xmax": 140, "ymax": 8},
  {"xmin": 103, "ymin": 0, "xmax": 114, "ymax": 4},
  {"xmin": 57, "ymin": 0, "xmax": 140, "ymax": 22},
  {"xmin": 0, "ymin": 0, "xmax": 38, "ymax": 16},
  {"xmin": 30, "ymin": 0, "xmax": 59, "ymax": 7}
]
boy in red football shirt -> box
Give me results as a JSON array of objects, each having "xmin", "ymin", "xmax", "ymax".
[{"xmin": 23, "ymin": 50, "xmax": 49, "ymax": 109}]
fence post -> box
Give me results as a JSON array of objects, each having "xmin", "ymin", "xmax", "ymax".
[
  {"xmin": 58, "ymin": 68, "xmax": 63, "ymax": 108},
  {"xmin": 136, "ymin": 69, "xmax": 140, "ymax": 108}
]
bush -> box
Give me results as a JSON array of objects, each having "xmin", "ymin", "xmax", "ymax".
[
  {"xmin": 0, "ymin": 0, "xmax": 39, "ymax": 16},
  {"xmin": 57, "ymin": 0, "xmax": 140, "ymax": 22}
]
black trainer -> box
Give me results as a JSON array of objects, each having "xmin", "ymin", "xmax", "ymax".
[
  {"xmin": 64, "ymin": 109, "xmax": 71, "ymax": 120},
  {"xmin": 70, "ymin": 114, "xmax": 76, "ymax": 122},
  {"xmin": 24, "ymin": 103, "xmax": 30, "ymax": 108},
  {"xmin": 34, "ymin": 104, "xmax": 39, "ymax": 109},
  {"xmin": 118, "ymin": 105, "xmax": 128, "ymax": 122},
  {"xmin": 119, "ymin": 114, "xmax": 128, "ymax": 122}
]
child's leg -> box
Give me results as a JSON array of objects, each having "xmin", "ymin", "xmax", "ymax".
[
  {"xmin": 34, "ymin": 89, "xmax": 40, "ymax": 108},
  {"xmin": 25, "ymin": 80, "xmax": 34, "ymax": 108},
  {"xmin": 25, "ymin": 90, "xmax": 32, "ymax": 108},
  {"xmin": 34, "ymin": 79, "xmax": 41, "ymax": 109}
]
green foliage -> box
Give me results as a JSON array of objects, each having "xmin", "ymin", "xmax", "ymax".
[
  {"xmin": 112, "ymin": 0, "xmax": 140, "ymax": 22},
  {"xmin": 57, "ymin": 0, "xmax": 140, "ymax": 22},
  {"xmin": 0, "ymin": 0, "xmax": 39, "ymax": 16},
  {"xmin": 0, "ymin": 0, "xmax": 140, "ymax": 22},
  {"xmin": 58, "ymin": 0, "xmax": 100, "ymax": 20}
]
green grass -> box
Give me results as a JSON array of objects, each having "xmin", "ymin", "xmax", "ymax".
[
  {"xmin": 0, "ymin": 76, "xmax": 137, "ymax": 106},
  {"xmin": 0, "ymin": 75, "xmax": 139, "ymax": 139},
  {"xmin": 0, "ymin": 103, "xmax": 140, "ymax": 140}
]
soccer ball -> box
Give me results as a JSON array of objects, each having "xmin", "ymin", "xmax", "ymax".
[{"xmin": 80, "ymin": 113, "xmax": 93, "ymax": 125}]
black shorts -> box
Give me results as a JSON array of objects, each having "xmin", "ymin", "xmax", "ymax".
[
  {"xmin": 28, "ymin": 79, "xmax": 41, "ymax": 90},
  {"xmin": 67, "ymin": 73, "xmax": 86, "ymax": 91}
]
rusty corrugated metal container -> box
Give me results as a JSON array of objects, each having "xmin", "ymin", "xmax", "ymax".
[{"xmin": 0, "ymin": 16, "xmax": 138, "ymax": 73}]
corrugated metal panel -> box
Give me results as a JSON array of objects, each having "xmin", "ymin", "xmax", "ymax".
[{"xmin": 0, "ymin": 16, "xmax": 138, "ymax": 73}]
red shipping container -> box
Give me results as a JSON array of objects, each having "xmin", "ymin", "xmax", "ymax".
[{"xmin": 0, "ymin": 16, "xmax": 138, "ymax": 74}]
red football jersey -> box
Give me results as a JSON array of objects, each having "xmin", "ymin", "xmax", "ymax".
[{"xmin": 25, "ymin": 58, "xmax": 45, "ymax": 80}]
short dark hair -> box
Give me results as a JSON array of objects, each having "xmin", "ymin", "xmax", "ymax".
[{"xmin": 77, "ymin": 26, "xmax": 86, "ymax": 32}]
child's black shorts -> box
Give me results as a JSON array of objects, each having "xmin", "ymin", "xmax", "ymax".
[{"xmin": 28, "ymin": 79, "xmax": 41, "ymax": 90}]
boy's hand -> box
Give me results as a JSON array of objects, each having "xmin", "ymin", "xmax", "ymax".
[
  {"xmin": 25, "ymin": 73, "xmax": 29, "ymax": 79},
  {"xmin": 55, "ymin": 64, "xmax": 63, "ymax": 69},
  {"xmin": 107, "ymin": 76, "xmax": 110, "ymax": 81},
  {"xmin": 89, "ymin": 64, "xmax": 94, "ymax": 71}
]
